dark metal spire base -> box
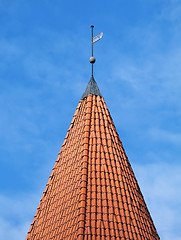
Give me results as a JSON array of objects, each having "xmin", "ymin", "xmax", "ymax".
[{"xmin": 81, "ymin": 76, "xmax": 102, "ymax": 100}]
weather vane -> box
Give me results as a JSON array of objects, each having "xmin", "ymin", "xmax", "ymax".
[{"xmin": 89, "ymin": 25, "xmax": 103, "ymax": 77}]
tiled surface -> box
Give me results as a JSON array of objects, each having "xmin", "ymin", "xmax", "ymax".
[{"xmin": 26, "ymin": 94, "xmax": 159, "ymax": 240}]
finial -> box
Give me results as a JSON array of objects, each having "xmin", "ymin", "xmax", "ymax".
[
  {"xmin": 90, "ymin": 25, "xmax": 95, "ymax": 77},
  {"xmin": 89, "ymin": 26, "xmax": 103, "ymax": 77}
]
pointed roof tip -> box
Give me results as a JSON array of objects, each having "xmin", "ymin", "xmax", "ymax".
[{"xmin": 81, "ymin": 76, "xmax": 102, "ymax": 100}]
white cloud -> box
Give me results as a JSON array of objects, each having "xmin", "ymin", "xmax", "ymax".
[
  {"xmin": 0, "ymin": 39, "xmax": 23, "ymax": 59},
  {"xmin": 109, "ymin": 0, "xmax": 181, "ymax": 106},
  {"xmin": 159, "ymin": 0, "xmax": 181, "ymax": 22},
  {"xmin": 149, "ymin": 128, "xmax": 181, "ymax": 145},
  {"xmin": 134, "ymin": 162, "xmax": 181, "ymax": 240},
  {"xmin": 0, "ymin": 193, "xmax": 41, "ymax": 240},
  {"xmin": 1, "ymin": 2, "xmax": 181, "ymax": 240},
  {"xmin": 113, "ymin": 46, "xmax": 181, "ymax": 104},
  {"xmin": 1, "ymin": 163, "xmax": 180, "ymax": 240},
  {"xmin": 0, "ymin": 217, "xmax": 29, "ymax": 240}
]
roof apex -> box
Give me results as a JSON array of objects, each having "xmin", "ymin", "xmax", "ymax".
[{"xmin": 81, "ymin": 76, "xmax": 102, "ymax": 100}]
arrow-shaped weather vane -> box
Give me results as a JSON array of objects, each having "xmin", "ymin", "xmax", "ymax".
[{"xmin": 89, "ymin": 25, "xmax": 103, "ymax": 77}]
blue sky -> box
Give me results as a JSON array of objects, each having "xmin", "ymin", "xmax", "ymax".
[{"xmin": 0, "ymin": 0, "xmax": 181, "ymax": 239}]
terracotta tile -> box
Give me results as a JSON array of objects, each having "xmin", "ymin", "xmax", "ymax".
[{"xmin": 26, "ymin": 94, "xmax": 160, "ymax": 240}]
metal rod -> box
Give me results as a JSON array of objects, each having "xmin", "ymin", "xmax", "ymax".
[
  {"xmin": 91, "ymin": 25, "xmax": 94, "ymax": 57},
  {"xmin": 91, "ymin": 25, "xmax": 94, "ymax": 77},
  {"xmin": 92, "ymin": 62, "xmax": 93, "ymax": 76}
]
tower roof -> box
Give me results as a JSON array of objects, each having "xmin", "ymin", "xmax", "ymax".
[{"xmin": 26, "ymin": 81, "xmax": 159, "ymax": 240}]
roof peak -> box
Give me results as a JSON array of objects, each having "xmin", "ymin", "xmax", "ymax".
[{"xmin": 81, "ymin": 76, "xmax": 102, "ymax": 100}]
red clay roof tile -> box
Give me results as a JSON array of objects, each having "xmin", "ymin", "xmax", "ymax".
[{"xmin": 26, "ymin": 93, "xmax": 159, "ymax": 240}]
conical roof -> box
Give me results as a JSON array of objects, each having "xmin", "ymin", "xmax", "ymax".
[{"xmin": 26, "ymin": 80, "xmax": 160, "ymax": 240}]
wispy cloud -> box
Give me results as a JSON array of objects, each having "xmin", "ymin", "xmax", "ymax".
[
  {"xmin": 105, "ymin": 1, "xmax": 181, "ymax": 151},
  {"xmin": 134, "ymin": 162, "xmax": 181, "ymax": 240},
  {"xmin": 0, "ymin": 193, "xmax": 40, "ymax": 240},
  {"xmin": 0, "ymin": 218, "xmax": 28, "ymax": 240},
  {"xmin": 149, "ymin": 128, "xmax": 181, "ymax": 145},
  {"xmin": 0, "ymin": 30, "xmax": 86, "ymax": 153},
  {"xmin": 1, "ymin": 1, "xmax": 181, "ymax": 239},
  {"xmin": 158, "ymin": 0, "xmax": 181, "ymax": 23}
]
